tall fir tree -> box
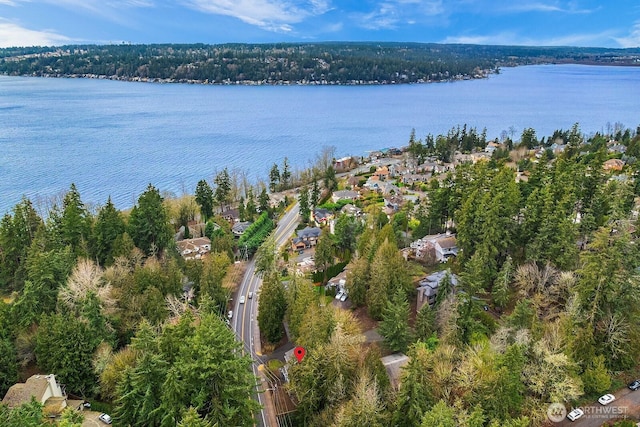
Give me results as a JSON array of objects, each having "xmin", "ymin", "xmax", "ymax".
[
  {"xmin": 128, "ymin": 184, "xmax": 172, "ymax": 256},
  {"xmin": 93, "ymin": 197, "xmax": 125, "ymax": 266},
  {"xmin": 194, "ymin": 179, "xmax": 214, "ymax": 222}
]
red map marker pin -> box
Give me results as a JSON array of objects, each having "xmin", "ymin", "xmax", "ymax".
[{"xmin": 294, "ymin": 346, "xmax": 306, "ymax": 363}]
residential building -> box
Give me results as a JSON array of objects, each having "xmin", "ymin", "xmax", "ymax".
[
  {"xmin": 177, "ymin": 237, "xmax": 211, "ymax": 260},
  {"xmin": 416, "ymin": 270, "xmax": 459, "ymax": 310},
  {"xmin": 2, "ymin": 374, "xmax": 84, "ymax": 416},
  {"xmin": 331, "ymin": 190, "xmax": 359, "ymax": 203},
  {"xmin": 340, "ymin": 203, "xmax": 363, "ymax": 217},
  {"xmin": 603, "ymin": 158, "xmax": 625, "ymax": 172},
  {"xmin": 410, "ymin": 233, "xmax": 458, "ymax": 263},
  {"xmin": 373, "ymin": 166, "xmax": 390, "ymax": 181},
  {"xmin": 313, "ymin": 208, "xmax": 334, "ymax": 226},
  {"xmin": 291, "ymin": 226, "xmax": 321, "ymax": 251},
  {"xmin": 232, "ymin": 221, "xmax": 252, "ymax": 236}
]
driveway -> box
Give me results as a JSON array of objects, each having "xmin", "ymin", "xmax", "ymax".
[
  {"xmin": 545, "ymin": 386, "xmax": 640, "ymax": 426},
  {"xmin": 82, "ymin": 411, "xmax": 109, "ymax": 427}
]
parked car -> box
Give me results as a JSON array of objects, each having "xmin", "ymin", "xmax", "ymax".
[
  {"xmin": 566, "ymin": 408, "xmax": 584, "ymax": 422},
  {"xmin": 98, "ymin": 413, "xmax": 113, "ymax": 424},
  {"xmin": 628, "ymin": 380, "xmax": 640, "ymax": 390},
  {"xmin": 340, "ymin": 293, "xmax": 348, "ymax": 302},
  {"xmin": 598, "ymin": 394, "xmax": 615, "ymax": 405},
  {"xmin": 335, "ymin": 291, "xmax": 344, "ymax": 300},
  {"xmin": 227, "ymin": 310, "xmax": 233, "ymax": 319},
  {"xmin": 248, "ymin": 292, "xmax": 253, "ymax": 299},
  {"xmin": 239, "ymin": 296, "xmax": 245, "ymax": 304}
]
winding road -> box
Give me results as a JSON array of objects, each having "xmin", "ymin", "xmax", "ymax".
[{"xmin": 232, "ymin": 203, "xmax": 300, "ymax": 427}]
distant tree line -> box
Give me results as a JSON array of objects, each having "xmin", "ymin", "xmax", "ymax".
[{"xmin": 1, "ymin": 42, "xmax": 637, "ymax": 85}]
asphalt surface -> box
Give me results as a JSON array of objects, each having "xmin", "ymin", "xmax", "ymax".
[
  {"xmin": 548, "ymin": 385, "xmax": 640, "ymax": 426},
  {"xmin": 232, "ymin": 203, "xmax": 300, "ymax": 427}
]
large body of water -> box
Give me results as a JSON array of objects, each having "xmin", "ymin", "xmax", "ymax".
[{"xmin": 1, "ymin": 64, "xmax": 639, "ymax": 214}]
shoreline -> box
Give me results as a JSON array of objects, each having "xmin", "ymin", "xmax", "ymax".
[{"xmin": 0, "ymin": 69, "xmax": 496, "ymax": 86}]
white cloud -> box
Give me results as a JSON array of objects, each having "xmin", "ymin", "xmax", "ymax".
[
  {"xmin": 356, "ymin": 0, "xmax": 444, "ymax": 30},
  {"xmin": 184, "ymin": 0, "xmax": 329, "ymax": 32},
  {"xmin": 0, "ymin": 20, "xmax": 71, "ymax": 47},
  {"xmin": 506, "ymin": 1, "xmax": 595, "ymax": 14},
  {"xmin": 443, "ymin": 29, "xmax": 619, "ymax": 47},
  {"xmin": 614, "ymin": 21, "xmax": 640, "ymax": 48}
]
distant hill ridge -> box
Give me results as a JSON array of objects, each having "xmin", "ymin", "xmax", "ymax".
[{"xmin": 1, "ymin": 42, "xmax": 638, "ymax": 85}]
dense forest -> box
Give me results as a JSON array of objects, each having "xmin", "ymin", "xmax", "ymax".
[{"xmin": 1, "ymin": 42, "xmax": 639, "ymax": 85}]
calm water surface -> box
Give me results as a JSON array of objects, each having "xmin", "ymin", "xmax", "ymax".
[{"xmin": 1, "ymin": 64, "xmax": 639, "ymax": 213}]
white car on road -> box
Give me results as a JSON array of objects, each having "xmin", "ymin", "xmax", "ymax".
[
  {"xmin": 566, "ymin": 408, "xmax": 584, "ymax": 421},
  {"xmin": 598, "ymin": 393, "xmax": 615, "ymax": 405},
  {"xmin": 239, "ymin": 295, "xmax": 245, "ymax": 304}
]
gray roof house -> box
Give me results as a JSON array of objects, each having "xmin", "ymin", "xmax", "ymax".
[
  {"xmin": 292, "ymin": 226, "xmax": 322, "ymax": 250},
  {"xmin": 417, "ymin": 270, "xmax": 459, "ymax": 310}
]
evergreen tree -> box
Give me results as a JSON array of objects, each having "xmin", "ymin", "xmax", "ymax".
[
  {"xmin": 346, "ymin": 256, "xmax": 369, "ymax": 307},
  {"xmin": 257, "ymin": 272, "xmax": 287, "ymax": 343},
  {"xmin": 269, "ymin": 163, "xmax": 280, "ymax": 192},
  {"xmin": 0, "ymin": 336, "xmax": 18, "ymax": 397},
  {"xmin": 35, "ymin": 312, "xmax": 100, "ymax": 396},
  {"xmin": 245, "ymin": 187, "xmax": 257, "ymax": 221},
  {"xmin": 379, "ymin": 289, "xmax": 413, "ymax": 353},
  {"xmin": 324, "ymin": 165, "xmax": 337, "ymax": 192},
  {"xmin": 368, "ymin": 238, "xmax": 410, "ymax": 319},
  {"xmin": 392, "ymin": 342, "xmax": 435, "ymax": 427},
  {"xmin": 299, "ymin": 186, "xmax": 310, "ymax": 222},
  {"xmin": 128, "ymin": 184, "xmax": 172, "ymax": 256},
  {"xmin": 492, "ymin": 255, "xmax": 512, "ymax": 309},
  {"xmin": 280, "ymin": 157, "xmax": 291, "ymax": 189},
  {"xmin": 0, "ymin": 197, "xmax": 42, "ymax": 291},
  {"xmin": 93, "ymin": 197, "xmax": 125, "ymax": 266},
  {"xmin": 61, "ymin": 183, "xmax": 92, "ymax": 257},
  {"xmin": 314, "ymin": 232, "xmax": 335, "ymax": 284},
  {"xmin": 415, "ymin": 305, "xmax": 436, "ymax": 342},
  {"xmin": 311, "ymin": 180, "xmax": 320, "ymax": 207},
  {"xmin": 194, "ymin": 180, "xmax": 214, "ymax": 222},
  {"xmin": 214, "ymin": 168, "xmax": 231, "ymax": 210},
  {"xmin": 258, "ymin": 187, "xmax": 270, "ymax": 214}
]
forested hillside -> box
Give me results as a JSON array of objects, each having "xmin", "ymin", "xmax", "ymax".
[{"xmin": 1, "ymin": 42, "xmax": 638, "ymax": 85}]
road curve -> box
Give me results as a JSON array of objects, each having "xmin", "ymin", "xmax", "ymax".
[{"xmin": 233, "ymin": 203, "xmax": 300, "ymax": 427}]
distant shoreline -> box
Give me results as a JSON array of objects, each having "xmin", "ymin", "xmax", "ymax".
[
  {"xmin": 2, "ymin": 42, "xmax": 637, "ymax": 87},
  {"xmin": 3, "ymin": 61, "xmax": 638, "ymax": 87},
  {"xmin": 0, "ymin": 68, "xmax": 497, "ymax": 86}
]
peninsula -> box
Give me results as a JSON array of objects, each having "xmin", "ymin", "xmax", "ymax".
[{"xmin": 1, "ymin": 42, "xmax": 639, "ymax": 86}]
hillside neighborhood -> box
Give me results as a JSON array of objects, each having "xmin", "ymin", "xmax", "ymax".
[{"xmin": 2, "ymin": 123, "xmax": 640, "ymax": 426}]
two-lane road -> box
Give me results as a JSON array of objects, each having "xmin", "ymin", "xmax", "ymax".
[
  {"xmin": 548, "ymin": 385, "xmax": 640, "ymax": 426},
  {"xmin": 233, "ymin": 203, "xmax": 300, "ymax": 427}
]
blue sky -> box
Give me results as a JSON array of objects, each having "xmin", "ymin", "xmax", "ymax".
[{"xmin": 1, "ymin": 0, "xmax": 639, "ymax": 48}]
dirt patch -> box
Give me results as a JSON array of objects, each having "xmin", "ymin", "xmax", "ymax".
[
  {"xmin": 261, "ymin": 332, "xmax": 289, "ymax": 355},
  {"xmin": 223, "ymin": 261, "xmax": 247, "ymax": 291},
  {"xmin": 351, "ymin": 305, "xmax": 379, "ymax": 333}
]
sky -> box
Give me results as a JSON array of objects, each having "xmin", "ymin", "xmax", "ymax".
[{"xmin": 0, "ymin": 1, "xmax": 639, "ymax": 49}]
